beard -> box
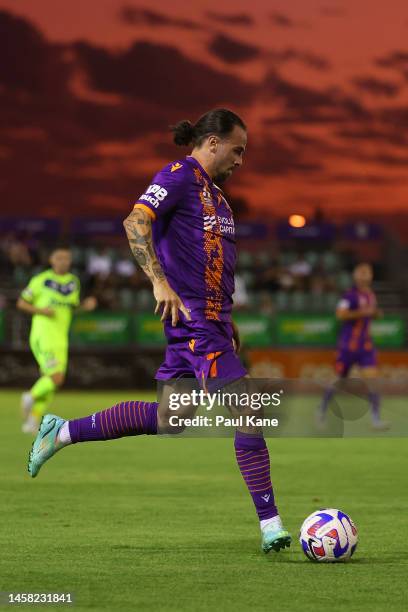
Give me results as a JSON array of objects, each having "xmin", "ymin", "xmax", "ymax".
[{"xmin": 213, "ymin": 168, "xmax": 233, "ymax": 184}]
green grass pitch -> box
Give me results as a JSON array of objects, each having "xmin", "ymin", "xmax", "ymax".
[{"xmin": 1, "ymin": 390, "xmax": 407, "ymax": 611}]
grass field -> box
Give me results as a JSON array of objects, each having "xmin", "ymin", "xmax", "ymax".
[{"xmin": 1, "ymin": 390, "xmax": 407, "ymax": 611}]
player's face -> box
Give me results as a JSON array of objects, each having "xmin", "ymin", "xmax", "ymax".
[
  {"xmin": 50, "ymin": 249, "xmax": 72, "ymax": 275},
  {"xmin": 353, "ymin": 264, "xmax": 373, "ymax": 287},
  {"xmin": 211, "ymin": 126, "xmax": 247, "ymax": 183}
]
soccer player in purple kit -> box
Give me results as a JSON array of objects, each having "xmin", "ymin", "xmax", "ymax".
[
  {"xmin": 28, "ymin": 109, "xmax": 291, "ymax": 554},
  {"xmin": 317, "ymin": 262, "xmax": 389, "ymax": 430}
]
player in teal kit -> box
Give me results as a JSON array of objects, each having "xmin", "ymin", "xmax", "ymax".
[
  {"xmin": 27, "ymin": 110, "xmax": 291, "ymax": 554},
  {"xmin": 17, "ymin": 246, "xmax": 96, "ymax": 433}
]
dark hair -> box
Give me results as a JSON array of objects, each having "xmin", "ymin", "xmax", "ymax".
[
  {"xmin": 50, "ymin": 243, "xmax": 72, "ymax": 255},
  {"xmin": 171, "ymin": 108, "xmax": 246, "ymax": 147}
]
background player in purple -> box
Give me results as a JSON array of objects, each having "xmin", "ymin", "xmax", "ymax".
[
  {"xmin": 28, "ymin": 109, "xmax": 291, "ymax": 554},
  {"xmin": 318, "ymin": 262, "xmax": 389, "ymax": 430}
]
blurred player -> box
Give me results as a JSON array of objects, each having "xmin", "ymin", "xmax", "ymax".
[
  {"xmin": 317, "ymin": 262, "xmax": 389, "ymax": 430},
  {"xmin": 17, "ymin": 246, "xmax": 97, "ymax": 433},
  {"xmin": 27, "ymin": 109, "xmax": 291, "ymax": 554}
]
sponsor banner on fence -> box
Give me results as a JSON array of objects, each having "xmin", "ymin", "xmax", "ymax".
[
  {"xmin": 71, "ymin": 313, "xmax": 131, "ymax": 345},
  {"xmin": 235, "ymin": 314, "xmax": 273, "ymax": 347},
  {"xmin": 247, "ymin": 348, "xmax": 408, "ymax": 384},
  {"xmin": 67, "ymin": 312, "xmax": 405, "ymax": 348},
  {"xmin": 371, "ymin": 317, "xmax": 405, "ymax": 347},
  {"xmin": 275, "ymin": 314, "xmax": 405, "ymax": 348},
  {"xmin": 70, "ymin": 218, "xmax": 124, "ymax": 235},
  {"xmin": 134, "ymin": 314, "xmax": 166, "ymax": 345},
  {"xmin": 0, "ymin": 217, "xmax": 60, "ymax": 235},
  {"xmin": 275, "ymin": 314, "xmax": 337, "ymax": 346},
  {"xmin": 133, "ymin": 313, "xmax": 274, "ymax": 347}
]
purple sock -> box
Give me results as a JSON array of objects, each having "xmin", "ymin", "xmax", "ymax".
[
  {"xmin": 234, "ymin": 431, "xmax": 278, "ymax": 521},
  {"xmin": 68, "ymin": 401, "xmax": 158, "ymax": 443},
  {"xmin": 368, "ymin": 391, "xmax": 380, "ymax": 423},
  {"xmin": 319, "ymin": 386, "xmax": 336, "ymax": 417}
]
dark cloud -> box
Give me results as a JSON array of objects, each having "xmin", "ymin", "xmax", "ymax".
[
  {"xmin": 247, "ymin": 138, "xmax": 323, "ymax": 175},
  {"xmin": 269, "ymin": 48, "xmax": 331, "ymax": 70},
  {"xmin": 0, "ymin": 10, "xmax": 68, "ymax": 95},
  {"xmin": 368, "ymin": 152, "xmax": 408, "ymax": 166},
  {"xmin": 1, "ymin": 8, "xmax": 407, "ymax": 216},
  {"xmin": 379, "ymin": 106, "xmax": 408, "ymax": 131},
  {"xmin": 119, "ymin": 6, "xmax": 203, "ymax": 30},
  {"xmin": 336, "ymin": 127, "xmax": 407, "ymax": 146},
  {"xmin": 270, "ymin": 13, "xmax": 295, "ymax": 28},
  {"xmin": 263, "ymin": 71, "xmax": 372, "ymax": 126},
  {"xmin": 352, "ymin": 76, "xmax": 400, "ymax": 97},
  {"xmin": 264, "ymin": 72, "xmax": 333, "ymax": 118},
  {"xmin": 325, "ymin": 174, "xmax": 404, "ymax": 185},
  {"xmin": 206, "ymin": 12, "xmax": 254, "ymax": 26},
  {"xmin": 287, "ymin": 132, "xmax": 329, "ymax": 147},
  {"xmin": 74, "ymin": 40, "xmax": 255, "ymax": 111},
  {"xmin": 208, "ymin": 34, "xmax": 260, "ymax": 64},
  {"xmin": 376, "ymin": 51, "xmax": 408, "ymax": 71}
]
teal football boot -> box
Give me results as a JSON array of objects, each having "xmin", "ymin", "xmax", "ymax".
[
  {"xmin": 28, "ymin": 414, "xmax": 66, "ymax": 478},
  {"xmin": 261, "ymin": 524, "xmax": 292, "ymax": 553}
]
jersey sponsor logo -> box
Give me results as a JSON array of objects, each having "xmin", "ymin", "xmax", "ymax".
[
  {"xmin": 139, "ymin": 183, "xmax": 168, "ymax": 208},
  {"xmin": 49, "ymin": 299, "xmax": 73, "ymax": 308},
  {"xmin": 203, "ymin": 214, "xmax": 235, "ymax": 235},
  {"xmin": 217, "ymin": 215, "xmax": 235, "ymax": 235},
  {"xmin": 44, "ymin": 279, "xmax": 76, "ymax": 296},
  {"xmin": 203, "ymin": 214, "xmax": 217, "ymax": 231},
  {"xmin": 171, "ymin": 162, "xmax": 182, "ymax": 172}
]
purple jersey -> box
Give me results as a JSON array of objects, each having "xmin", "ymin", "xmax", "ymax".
[
  {"xmin": 337, "ymin": 287, "xmax": 377, "ymax": 352},
  {"xmin": 134, "ymin": 156, "xmax": 236, "ymax": 322}
]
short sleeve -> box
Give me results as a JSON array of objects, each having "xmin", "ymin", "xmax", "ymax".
[
  {"xmin": 133, "ymin": 161, "xmax": 188, "ymax": 220},
  {"xmin": 20, "ymin": 276, "xmax": 41, "ymax": 304},
  {"xmin": 337, "ymin": 291, "xmax": 356, "ymax": 311}
]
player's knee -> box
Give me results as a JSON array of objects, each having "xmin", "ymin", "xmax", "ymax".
[{"xmin": 51, "ymin": 372, "xmax": 65, "ymax": 387}]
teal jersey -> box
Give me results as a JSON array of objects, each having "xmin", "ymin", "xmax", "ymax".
[{"xmin": 21, "ymin": 269, "xmax": 80, "ymax": 343}]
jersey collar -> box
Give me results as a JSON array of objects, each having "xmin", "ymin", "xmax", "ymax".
[{"xmin": 186, "ymin": 156, "xmax": 214, "ymax": 186}]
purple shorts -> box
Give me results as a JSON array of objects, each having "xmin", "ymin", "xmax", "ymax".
[
  {"xmin": 335, "ymin": 348, "xmax": 377, "ymax": 377},
  {"xmin": 156, "ymin": 318, "xmax": 247, "ymax": 391}
]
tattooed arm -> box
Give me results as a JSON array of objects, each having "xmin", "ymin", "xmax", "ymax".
[{"xmin": 123, "ymin": 207, "xmax": 190, "ymax": 326}]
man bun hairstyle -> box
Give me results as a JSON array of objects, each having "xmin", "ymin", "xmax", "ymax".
[
  {"xmin": 171, "ymin": 120, "xmax": 196, "ymax": 146},
  {"xmin": 171, "ymin": 108, "xmax": 246, "ymax": 147}
]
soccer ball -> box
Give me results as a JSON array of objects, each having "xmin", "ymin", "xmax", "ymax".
[{"xmin": 299, "ymin": 508, "xmax": 358, "ymax": 562}]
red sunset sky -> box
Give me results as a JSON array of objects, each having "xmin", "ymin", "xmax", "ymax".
[{"xmin": 1, "ymin": 0, "xmax": 408, "ymax": 218}]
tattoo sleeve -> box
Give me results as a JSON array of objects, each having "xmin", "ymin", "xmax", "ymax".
[{"xmin": 123, "ymin": 208, "xmax": 166, "ymax": 283}]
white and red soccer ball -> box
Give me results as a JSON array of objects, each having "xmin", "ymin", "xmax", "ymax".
[{"xmin": 299, "ymin": 508, "xmax": 358, "ymax": 562}]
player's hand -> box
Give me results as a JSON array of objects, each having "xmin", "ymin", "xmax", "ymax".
[
  {"xmin": 82, "ymin": 296, "xmax": 98, "ymax": 311},
  {"xmin": 153, "ymin": 280, "xmax": 191, "ymax": 327},
  {"xmin": 360, "ymin": 305, "xmax": 376, "ymax": 317},
  {"xmin": 41, "ymin": 307, "xmax": 55, "ymax": 317}
]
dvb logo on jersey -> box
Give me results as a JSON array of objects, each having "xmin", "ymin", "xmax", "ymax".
[{"xmin": 139, "ymin": 184, "xmax": 168, "ymax": 208}]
